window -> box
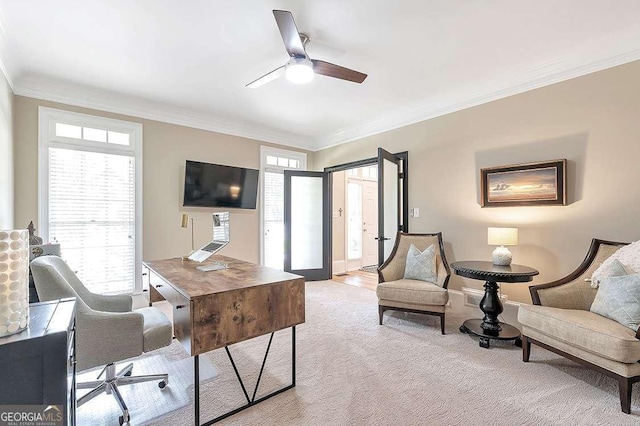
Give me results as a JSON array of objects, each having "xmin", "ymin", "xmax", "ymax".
[
  {"xmin": 39, "ymin": 107, "xmax": 143, "ymax": 294},
  {"xmin": 260, "ymin": 147, "xmax": 307, "ymax": 270}
]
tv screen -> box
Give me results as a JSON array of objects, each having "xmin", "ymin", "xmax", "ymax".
[{"xmin": 183, "ymin": 160, "xmax": 259, "ymax": 209}]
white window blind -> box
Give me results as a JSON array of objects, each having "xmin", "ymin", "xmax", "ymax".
[
  {"xmin": 39, "ymin": 107, "xmax": 143, "ymax": 294},
  {"xmin": 49, "ymin": 148, "xmax": 135, "ymax": 294},
  {"xmin": 263, "ymin": 171, "xmax": 284, "ymax": 270}
]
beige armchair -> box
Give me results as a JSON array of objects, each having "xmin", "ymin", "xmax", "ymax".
[
  {"xmin": 518, "ymin": 238, "xmax": 640, "ymax": 414},
  {"xmin": 377, "ymin": 232, "xmax": 451, "ymax": 334}
]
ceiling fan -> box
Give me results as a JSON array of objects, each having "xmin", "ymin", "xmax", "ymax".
[{"xmin": 246, "ymin": 10, "xmax": 367, "ymax": 88}]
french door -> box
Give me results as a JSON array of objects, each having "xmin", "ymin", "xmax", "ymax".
[
  {"xmin": 284, "ymin": 149, "xmax": 407, "ymax": 279},
  {"xmin": 283, "ymin": 171, "xmax": 332, "ymax": 280},
  {"xmin": 377, "ymin": 148, "xmax": 406, "ymax": 265}
]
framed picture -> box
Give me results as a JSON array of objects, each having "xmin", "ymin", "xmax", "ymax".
[{"xmin": 480, "ymin": 159, "xmax": 566, "ymax": 207}]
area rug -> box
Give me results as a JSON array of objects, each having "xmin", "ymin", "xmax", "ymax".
[
  {"xmin": 76, "ymin": 352, "xmax": 219, "ymax": 425},
  {"xmin": 106, "ymin": 280, "xmax": 639, "ymax": 425},
  {"xmin": 360, "ymin": 265, "xmax": 378, "ymax": 274}
]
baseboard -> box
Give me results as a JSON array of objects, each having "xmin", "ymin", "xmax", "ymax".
[
  {"xmin": 446, "ymin": 289, "xmax": 523, "ymax": 330},
  {"xmin": 333, "ymin": 260, "xmax": 346, "ymax": 274}
]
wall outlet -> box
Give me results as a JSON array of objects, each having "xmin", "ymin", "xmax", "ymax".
[{"xmin": 411, "ymin": 207, "xmax": 420, "ymax": 218}]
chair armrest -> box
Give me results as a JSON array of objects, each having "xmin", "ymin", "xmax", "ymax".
[
  {"xmin": 530, "ymin": 238, "xmax": 628, "ymax": 310},
  {"xmin": 86, "ymin": 293, "xmax": 133, "ymax": 313},
  {"xmin": 76, "ymin": 310, "xmax": 144, "ymax": 371},
  {"xmin": 529, "ymin": 278, "xmax": 595, "ymax": 310}
]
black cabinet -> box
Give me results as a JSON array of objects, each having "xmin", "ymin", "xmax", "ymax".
[{"xmin": 0, "ymin": 298, "xmax": 76, "ymax": 425}]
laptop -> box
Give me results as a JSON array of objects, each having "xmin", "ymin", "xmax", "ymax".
[{"xmin": 188, "ymin": 212, "xmax": 230, "ymax": 263}]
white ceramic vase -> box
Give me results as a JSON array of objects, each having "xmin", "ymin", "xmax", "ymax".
[{"xmin": 0, "ymin": 229, "xmax": 30, "ymax": 337}]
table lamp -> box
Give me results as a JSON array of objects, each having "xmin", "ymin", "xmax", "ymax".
[
  {"xmin": 487, "ymin": 227, "xmax": 518, "ymax": 266},
  {"xmin": 180, "ymin": 213, "xmax": 194, "ymax": 259},
  {"xmin": 0, "ymin": 229, "xmax": 29, "ymax": 337}
]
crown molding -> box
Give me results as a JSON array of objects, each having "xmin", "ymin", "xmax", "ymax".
[
  {"xmin": 315, "ymin": 30, "xmax": 640, "ymax": 151},
  {"xmin": 7, "ymin": 26, "xmax": 640, "ymax": 153},
  {"xmin": 13, "ymin": 76, "xmax": 316, "ymax": 151}
]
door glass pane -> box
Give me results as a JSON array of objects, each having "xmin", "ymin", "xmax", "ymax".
[
  {"xmin": 383, "ymin": 158, "xmax": 398, "ymax": 262},
  {"xmin": 291, "ymin": 175, "xmax": 323, "ymax": 270},
  {"xmin": 264, "ymin": 171, "xmax": 284, "ymax": 270},
  {"xmin": 347, "ymin": 182, "xmax": 362, "ymax": 260}
]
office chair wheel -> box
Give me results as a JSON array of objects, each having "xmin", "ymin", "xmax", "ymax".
[
  {"xmin": 119, "ymin": 413, "xmax": 129, "ymax": 425},
  {"xmin": 158, "ymin": 379, "xmax": 167, "ymax": 389}
]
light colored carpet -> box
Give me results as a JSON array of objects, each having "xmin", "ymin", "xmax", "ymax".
[{"xmin": 94, "ymin": 280, "xmax": 640, "ymax": 425}]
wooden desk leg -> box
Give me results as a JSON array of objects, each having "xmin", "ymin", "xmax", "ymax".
[
  {"xmin": 292, "ymin": 325, "xmax": 296, "ymax": 386},
  {"xmin": 194, "ymin": 355, "xmax": 200, "ymax": 426}
]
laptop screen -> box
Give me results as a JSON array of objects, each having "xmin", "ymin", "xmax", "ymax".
[{"xmin": 212, "ymin": 211, "xmax": 230, "ymax": 243}]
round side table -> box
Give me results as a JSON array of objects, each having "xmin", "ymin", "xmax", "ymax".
[{"xmin": 451, "ymin": 261, "xmax": 539, "ymax": 349}]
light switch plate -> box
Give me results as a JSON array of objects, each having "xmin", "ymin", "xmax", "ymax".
[{"xmin": 412, "ymin": 208, "xmax": 420, "ymax": 218}]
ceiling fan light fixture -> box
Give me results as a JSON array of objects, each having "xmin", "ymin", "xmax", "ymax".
[{"xmin": 285, "ymin": 57, "xmax": 314, "ymax": 84}]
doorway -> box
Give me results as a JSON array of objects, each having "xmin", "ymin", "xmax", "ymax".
[
  {"xmin": 326, "ymin": 150, "xmax": 408, "ymax": 289},
  {"xmin": 281, "ymin": 149, "xmax": 408, "ymax": 283},
  {"xmin": 333, "ymin": 165, "xmax": 379, "ymax": 274}
]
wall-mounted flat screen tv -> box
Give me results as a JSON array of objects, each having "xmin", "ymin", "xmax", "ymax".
[{"xmin": 183, "ymin": 160, "xmax": 259, "ymax": 209}]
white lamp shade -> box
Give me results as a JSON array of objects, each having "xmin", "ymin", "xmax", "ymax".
[
  {"xmin": 487, "ymin": 227, "xmax": 518, "ymax": 246},
  {"xmin": 0, "ymin": 229, "xmax": 29, "ymax": 337}
]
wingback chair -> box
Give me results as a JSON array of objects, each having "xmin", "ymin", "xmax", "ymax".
[
  {"xmin": 377, "ymin": 232, "xmax": 451, "ymax": 334},
  {"xmin": 518, "ymin": 238, "xmax": 640, "ymax": 414},
  {"xmin": 31, "ymin": 256, "xmax": 173, "ymax": 425}
]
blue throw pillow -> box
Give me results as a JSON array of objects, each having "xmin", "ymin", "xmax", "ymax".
[
  {"xmin": 403, "ymin": 244, "xmax": 437, "ymax": 284},
  {"xmin": 590, "ymin": 274, "xmax": 640, "ymax": 331}
]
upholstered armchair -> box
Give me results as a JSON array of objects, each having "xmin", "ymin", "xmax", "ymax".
[
  {"xmin": 377, "ymin": 232, "xmax": 451, "ymax": 333},
  {"xmin": 518, "ymin": 238, "xmax": 640, "ymax": 414},
  {"xmin": 31, "ymin": 256, "xmax": 173, "ymax": 425}
]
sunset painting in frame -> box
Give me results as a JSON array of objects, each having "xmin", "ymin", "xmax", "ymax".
[{"xmin": 481, "ymin": 159, "xmax": 566, "ymax": 207}]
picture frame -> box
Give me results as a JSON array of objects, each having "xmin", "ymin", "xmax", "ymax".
[{"xmin": 480, "ymin": 159, "xmax": 566, "ymax": 207}]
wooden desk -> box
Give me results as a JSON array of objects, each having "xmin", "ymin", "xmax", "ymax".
[{"xmin": 142, "ymin": 255, "xmax": 305, "ymax": 425}]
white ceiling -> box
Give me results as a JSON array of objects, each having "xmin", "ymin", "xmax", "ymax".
[{"xmin": 1, "ymin": 1, "xmax": 640, "ymax": 151}]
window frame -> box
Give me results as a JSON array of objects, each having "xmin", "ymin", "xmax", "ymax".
[
  {"xmin": 259, "ymin": 146, "xmax": 307, "ymax": 267},
  {"xmin": 38, "ymin": 107, "xmax": 144, "ymax": 293}
]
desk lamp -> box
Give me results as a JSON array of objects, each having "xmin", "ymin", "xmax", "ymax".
[
  {"xmin": 180, "ymin": 213, "xmax": 194, "ymax": 260},
  {"xmin": 487, "ymin": 227, "xmax": 518, "ymax": 266},
  {"xmin": 0, "ymin": 229, "xmax": 29, "ymax": 337}
]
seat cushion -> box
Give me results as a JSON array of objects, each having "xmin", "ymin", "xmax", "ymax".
[
  {"xmin": 137, "ymin": 307, "xmax": 173, "ymax": 352},
  {"xmin": 377, "ymin": 279, "xmax": 448, "ymax": 306},
  {"xmin": 518, "ymin": 304, "xmax": 640, "ymax": 363}
]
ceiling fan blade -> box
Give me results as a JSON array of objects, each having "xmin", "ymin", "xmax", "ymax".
[
  {"xmin": 273, "ymin": 10, "xmax": 307, "ymax": 58},
  {"xmin": 311, "ymin": 60, "xmax": 367, "ymax": 83},
  {"xmin": 246, "ymin": 65, "xmax": 285, "ymax": 88}
]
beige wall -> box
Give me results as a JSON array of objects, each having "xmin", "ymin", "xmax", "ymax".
[
  {"xmin": 13, "ymin": 96, "xmax": 309, "ymax": 263},
  {"xmin": 0, "ymin": 73, "xmax": 13, "ymax": 229},
  {"xmin": 314, "ymin": 61, "xmax": 640, "ymax": 303}
]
